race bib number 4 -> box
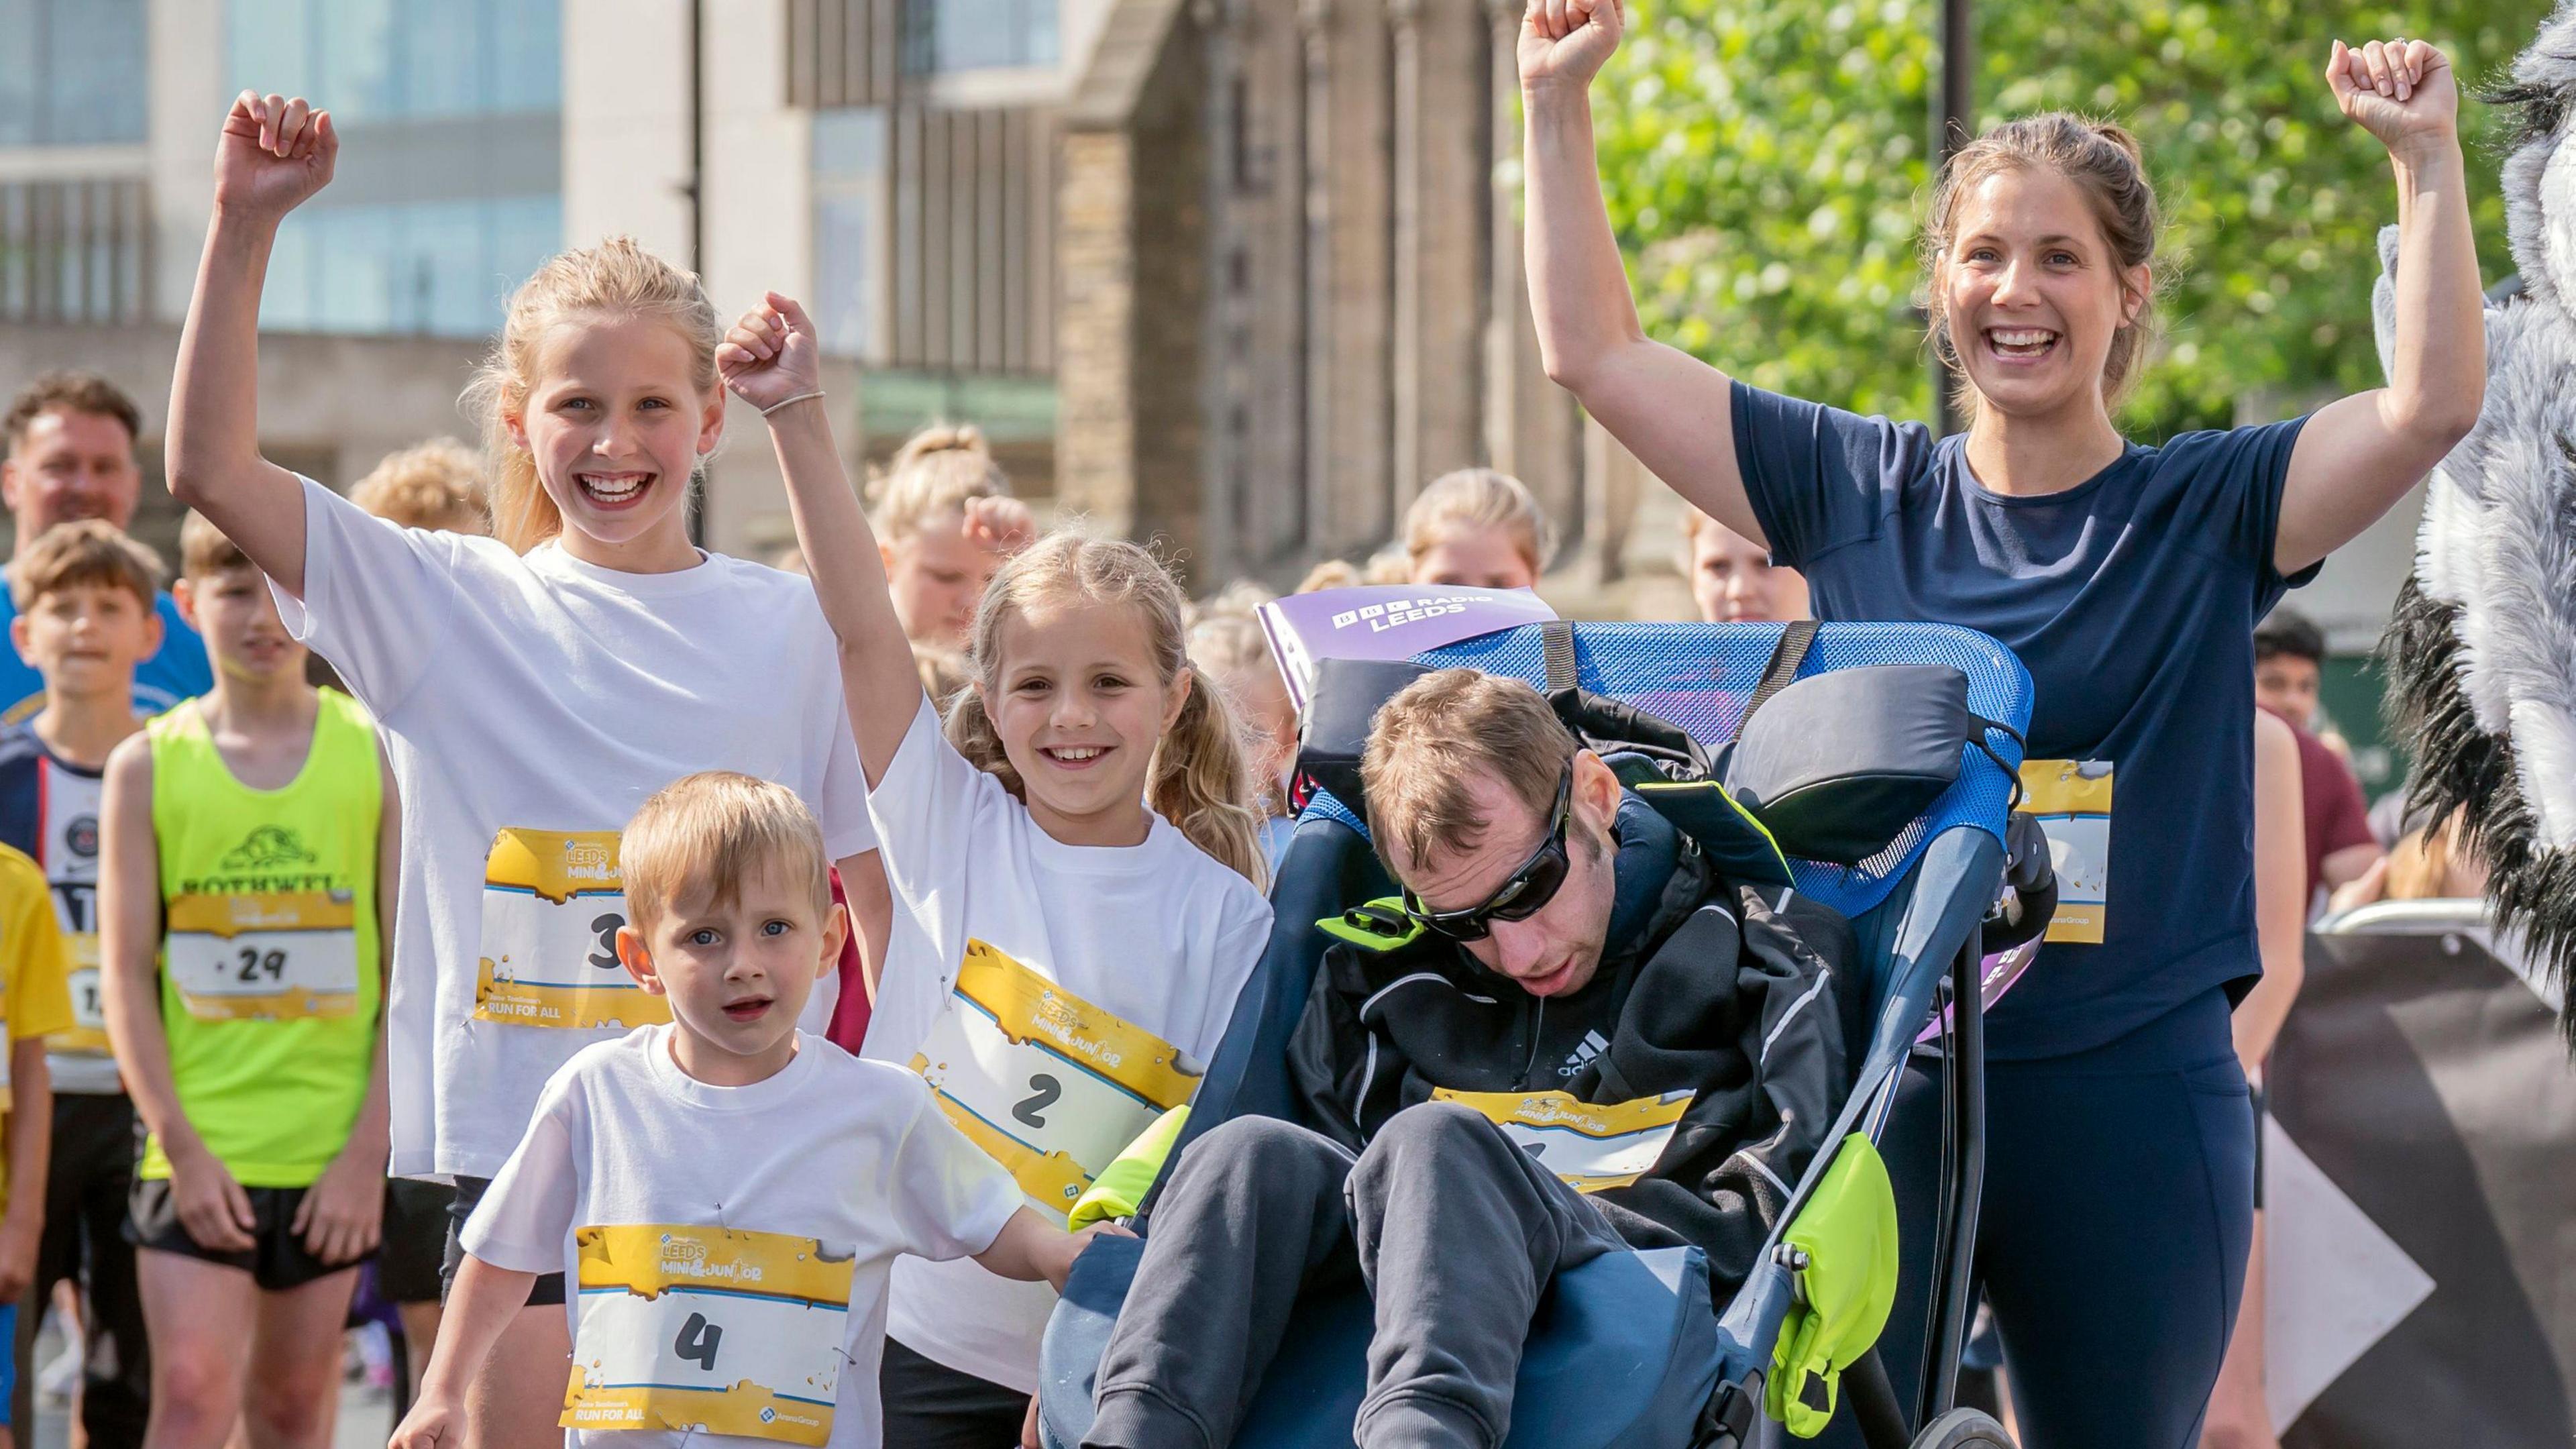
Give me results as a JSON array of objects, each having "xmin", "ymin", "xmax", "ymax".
[
  {"xmin": 565, "ymin": 1224, "xmax": 853, "ymax": 1446},
  {"xmin": 1432, "ymin": 1088, "xmax": 1693, "ymax": 1193},
  {"xmin": 2019, "ymin": 759, "xmax": 2113, "ymax": 945},
  {"xmin": 474, "ymin": 829, "xmax": 668, "ymax": 1030},
  {"xmin": 910, "ymin": 941, "xmax": 1201, "ymax": 1220},
  {"xmin": 164, "ymin": 893, "xmax": 362, "ymax": 1020}
]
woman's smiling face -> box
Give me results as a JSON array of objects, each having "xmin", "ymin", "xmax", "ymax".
[{"xmin": 1939, "ymin": 166, "xmax": 2149, "ymax": 421}]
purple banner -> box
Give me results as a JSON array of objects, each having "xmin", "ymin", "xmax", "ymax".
[{"xmin": 1257, "ymin": 585, "xmax": 1560, "ymax": 710}]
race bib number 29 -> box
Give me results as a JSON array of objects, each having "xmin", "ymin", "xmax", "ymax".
[
  {"xmin": 565, "ymin": 1224, "xmax": 853, "ymax": 1446},
  {"xmin": 164, "ymin": 893, "xmax": 362, "ymax": 1020},
  {"xmin": 474, "ymin": 829, "xmax": 669, "ymax": 1030}
]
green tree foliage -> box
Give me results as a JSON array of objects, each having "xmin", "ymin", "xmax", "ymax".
[{"xmin": 1593, "ymin": 0, "xmax": 2544, "ymax": 437}]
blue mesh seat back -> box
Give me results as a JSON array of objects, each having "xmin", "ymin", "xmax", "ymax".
[{"xmin": 1412, "ymin": 621, "xmax": 2033, "ymax": 921}]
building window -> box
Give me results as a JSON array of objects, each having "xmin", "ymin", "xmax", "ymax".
[
  {"xmin": 812, "ymin": 108, "xmax": 887, "ymax": 362},
  {"xmin": 229, "ymin": 0, "xmax": 561, "ymax": 123},
  {"xmin": 0, "ymin": 0, "xmax": 148, "ymax": 147},
  {"xmin": 902, "ymin": 0, "xmax": 1058, "ymax": 74},
  {"xmin": 230, "ymin": 0, "xmax": 562, "ymax": 337}
]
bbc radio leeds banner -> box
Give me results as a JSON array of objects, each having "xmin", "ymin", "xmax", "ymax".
[{"xmin": 2265, "ymin": 902, "xmax": 2576, "ymax": 1445}]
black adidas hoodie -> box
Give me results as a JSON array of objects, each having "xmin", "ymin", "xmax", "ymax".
[{"xmin": 1287, "ymin": 794, "xmax": 1856, "ymax": 1293}]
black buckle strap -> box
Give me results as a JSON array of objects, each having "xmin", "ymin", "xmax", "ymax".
[
  {"xmin": 1736, "ymin": 619, "xmax": 1818, "ymax": 739},
  {"xmin": 1541, "ymin": 619, "xmax": 1579, "ymax": 695}
]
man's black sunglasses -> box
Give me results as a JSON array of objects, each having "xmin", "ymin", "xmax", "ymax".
[{"xmin": 1400, "ymin": 765, "xmax": 1574, "ymax": 943}]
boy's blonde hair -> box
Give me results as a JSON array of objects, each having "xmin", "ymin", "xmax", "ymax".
[
  {"xmin": 11, "ymin": 520, "xmax": 162, "ymax": 612},
  {"xmin": 178, "ymin": 511, "xmax": 251, "ymax": 580},
  {"xmin": 1360, "ymin": 669, "xmax": 1574, "ymax": 879},
  {"xmin": 350, "ymin": 438, "xmax": 492, "ymax": 535},
  {"xmin": 1295, "ymin": 558, "xmax": 1362, "ymax": 594},
  {"xmin": 621, "ymin": 771, "xmax": 832, "ymax": 930},
  {"xmin": 946, "ymin": 533, "xmax": 1267, "ymax": 885},
  {"xmin": 870, "ymin": 424, "xmax": 1012, "ymax": 543},
  {"xmin": 1402, "ymin": 468, "xmax": 1558, "ymax": 577},
  {"xmin": 462, "ymin": 237, "xmax": 722, "ymax": 554}
]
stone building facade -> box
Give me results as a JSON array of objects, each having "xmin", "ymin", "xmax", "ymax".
[{"xmin": 1053, "ymin": 0, "xmax": 1636, "ymax": 590}]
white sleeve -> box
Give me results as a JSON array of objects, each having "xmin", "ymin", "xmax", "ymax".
[
  {"xmin": 817, "ymin": 690, "xmax": 879, "ymax": 861},
  {"xmin": 866, "ymin": 696, "xmax": 996, "ymax": 969},
  {"xmin": 268, "ymin": 476, "xmax": 466, "ymax": 715},
  {"xmin": 885, "ymin": 1075, "xmax": 1022, "ymax": 1262},
  {"xmin": 1203, "ymin": 891, "xmax": 1276, "ymax": 1051},
  {"xmin": 458, "ymin": 1071, "xmax": 582, "ymax": 1275}
]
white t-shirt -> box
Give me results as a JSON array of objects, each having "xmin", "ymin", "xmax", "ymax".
[
  {"xmin": 859, "ymin": 697, "xmax": 1272, "ymax": 1391},
  {"xmin": 463, "ymin": 1026, "xmax": 1019, "ymax": 1449},
  {"xmin": 277, "ymin": 478, "xmax": 878, "ymax": 1179}
]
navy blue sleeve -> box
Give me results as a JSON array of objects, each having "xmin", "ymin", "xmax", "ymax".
[
  {"xmin": 1728, "ymin": 380, "xmax": 1930, "ymax": 571},
  {"xmin": 2167, "ymin": 416, "xmax": 2314, "ymax": 612},
  {"xmin": 0, "ymin": 739, "xmax": 40, "ymax": 859}
]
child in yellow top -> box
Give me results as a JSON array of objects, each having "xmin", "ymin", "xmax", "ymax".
[{"xmin": 0, "ymin": 840, "xmax": 72, "ymax": 1449}]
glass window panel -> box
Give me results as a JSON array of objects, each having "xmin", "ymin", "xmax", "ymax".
[
  {"xmin": 907, "ymin": 0, "xmax": 1059, "ymax": 74},
  {"xmin": 42, "ymin": 0, "xmax": 144, "ymax": 144},
  {"xmin": 488, "ymin": 0, "xmax": 561, "ymax": 113},
  {"xmin": 315, "ymin": 206, "xmax": 396, "ymax": 331},
  {"xmin": 258, "ymin": 213, "xmax": 318, "ymax": 332},
  {"xmin": 0, "ymin": 0, "xmax": 38, "ymax": 147},
  {"xmin": 394, "ymin": 199, "xmax": 482, "ymax": 334},
  {"xmin": 812, "ymin": 108, "xmax": 885, "ymax": 361},
  {"xmin": 227, "ymin": 0, "xmax": 314, "ymax": 105},
  {"xmin": 483, "ymin": 195, "xmax": 561, "ymax": 330},
  {"xmin": 397, "ymin": 0, "xmax": 482, "ymax": 117},
  {"xmin": 318, "ymin": 0, "xmax": 396, "ymax": 122}
]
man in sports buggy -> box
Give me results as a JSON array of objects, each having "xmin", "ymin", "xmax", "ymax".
[{"xmin": 1080, "ymin": 668, "xmax": 1856, "ymax": 1449}]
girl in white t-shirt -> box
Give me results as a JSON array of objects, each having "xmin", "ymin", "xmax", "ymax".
[
  {"xmin": 718, "ymin": 294, "xmax": 1275, "ymax": 1446},
  {"xmin": 165, "ymin": 93, "xmax": 894, "ymax": 1448}
]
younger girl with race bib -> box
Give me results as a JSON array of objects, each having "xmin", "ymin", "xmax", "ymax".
[
  {"xmin": 164, "ymin": 93, "xmax": 892, "ymax": 1449},
  {"xmin": 718, "ymin": 294, "xmax": 1275, "ymax": 1449}
]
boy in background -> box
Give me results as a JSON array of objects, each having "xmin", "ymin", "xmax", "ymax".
[
  {"xmin": 96, "ymin": 514, "xmax": 392, "ymax": 1449},
  {"xmin": 0, "ymin": 521, "xmax": 164, "ymax": 1437}
]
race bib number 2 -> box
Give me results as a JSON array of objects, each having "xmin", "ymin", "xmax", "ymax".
[
  {"xmin": 565, "ymin": 1224, "xmax": 853, "ymax": 1446},
  {"xmin": 910, "ymin": 941, "xmax": 1201, "ymax": 1220},
  {"xmin": 2019, "ymin": 759, "xmax": 2112, "ymax": 945},
  {"xmin": 474, "ymin": 829, "xmax": 668, "ymax": 1030}
]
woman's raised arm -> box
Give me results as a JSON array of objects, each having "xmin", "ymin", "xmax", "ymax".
[{"xmin": 1521, "ymin": 0, "xmax": 1760, "ymax": 544}]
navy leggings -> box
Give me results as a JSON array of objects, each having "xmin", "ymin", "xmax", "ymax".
[{"xmin": 1826, "ymin": 987, "xmax": 2255, "ymax": 1449}]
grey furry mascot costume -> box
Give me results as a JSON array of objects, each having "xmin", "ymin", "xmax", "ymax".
[{"xmin": 2375, "ymin": 3, "xmax": 2576, "ymax": 1036}]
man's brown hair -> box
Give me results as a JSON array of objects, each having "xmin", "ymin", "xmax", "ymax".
[
  {"xmin": 177, "ymin": 511, "xmax": 251, "ymax": 580},
  {"xmin": 5, "ymin": 372, "xmax": 142, "ymax": 452},
  {"xmin": 1360, "ymin": 669, "xmax": 1575, "ymax": 879},
  {"xmin": 10, "ymin": 520, "xmax": 162, "ymax": 613}
]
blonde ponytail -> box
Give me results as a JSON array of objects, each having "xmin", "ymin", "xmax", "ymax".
[{"xmin": 945, "ymin": 533, "xmax": 1268, "ymax": 887}]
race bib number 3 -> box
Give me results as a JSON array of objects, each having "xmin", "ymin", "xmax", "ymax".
[
  {"xmin": 2019, "ymin": 759, "xmax": 2112, "ymax": 945},
  {"xmin": 165, "ymin": 894, "xmax": 362, "ymax": 1020},
  {"xmin": 474, "ymin": 829, "xmax": 668, "ymax": 1030},
  {"xmin": 565, "ymin": 1224, "xmax": 854, "ymax": 1446},
  {"xmin": 909, "ymin": 941, "xmax": 1200, "ymax": 1220},
  {"xmin": 1432, "ymin": 1088, "xmax": 1693, "ymax": 1193}
]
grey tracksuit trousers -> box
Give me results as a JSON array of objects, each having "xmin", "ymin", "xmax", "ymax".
[{"xmin": 1083, "ymin": 1102, "xmax": 1630, "ymax": 1449}]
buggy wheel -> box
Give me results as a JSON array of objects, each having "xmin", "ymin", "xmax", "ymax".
[{"xmin": 1909, "ymin": 1408, "xmax": 2014, "ymax": 1448}]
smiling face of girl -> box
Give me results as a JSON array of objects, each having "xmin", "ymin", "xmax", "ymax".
[
  {"xmin": 507, "ymin": 313, "xmax": 723, "ymax": 571},
  {"xmin": 981, "ymin": 598, "xmax": 1192, "ymax": 847}
]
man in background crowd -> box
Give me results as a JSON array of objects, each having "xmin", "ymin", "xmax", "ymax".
[
  {"xmin": 1, "ymin": 375, "xmax": 210, "ymax": 722},
  {"xmin": 2255, "ymin": 608, "xmax": 2383, "ymax": 913}
]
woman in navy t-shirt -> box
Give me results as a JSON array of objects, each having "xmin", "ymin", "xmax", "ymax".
[{"xmin": 1519, "ymin": 3, "xmax": 2485, "ymax": 1444}]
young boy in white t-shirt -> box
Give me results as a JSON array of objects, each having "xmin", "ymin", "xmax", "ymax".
[{"xmin": 390, "ymin": 771, "xmax": 1109, "ymax": 1449}]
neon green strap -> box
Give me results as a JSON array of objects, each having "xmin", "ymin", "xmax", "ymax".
[
  {"xmin": 1069, "ymin": 1106, "xmax": 1191, "ymax": 1230},
  {"xmin": 1316, "ymin": 898, "xmax": 1423, "ymax": 952}
]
